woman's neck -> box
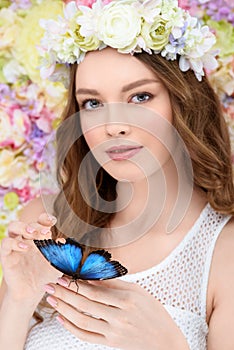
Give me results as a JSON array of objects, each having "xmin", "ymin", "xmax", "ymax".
[
  {"xmin": 104, "ymin": 155, "xmax": 196, "ymax": 245},
  {"xmin": 114, "ymin": 157, "xmax": 179, "ymax": 224}
]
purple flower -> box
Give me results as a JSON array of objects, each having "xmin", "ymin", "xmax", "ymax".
[
  {"xmin": 201, "ymin": 0, "xmax": 234, "ymax": 25},
  {"xmin": 0, "ymin": 84, "xmax": 15, "ymax": 104},
  {"xmin": 168, "ymin": 23, "xmax": 187, "ymax": 53},
  {"xmin": 10, "ymin": 0, "xmax": 32, "ymax": 11},
  {"xmin": 24, "ymin": 129, "xmax": 51, "ymax": 169},
  {"xmin": 169, "ymin": 34, "xmax": 186, "ymax": 50},
  {"xmin": 29, "ymin": 123, "xmax": 45, "ymax": 139},
  {"xmin": 0, "ymin": 84, "xmax": 10, "ymax": 96},
  {"xmin": 21, "ymin": 99, "xmax": 42, "ymax": 117}
]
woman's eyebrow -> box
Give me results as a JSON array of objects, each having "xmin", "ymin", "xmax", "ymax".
[
  {"xmin": 121, "ymin": 79, "xmax": 159, "ymax": 92},
  {"xmin": 76, "ymin": 79, "xmax": 159, "ymax": 96},
  {"xmin": 76, "ymin": 88, "xmax": 100, "ymax": 96}
]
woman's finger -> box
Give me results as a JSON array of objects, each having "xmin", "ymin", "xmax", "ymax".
[
  {"xmin": 45, "ymin": 283, "xmax": 117, "ymax": 322},
  {"xmin": 56, "ymin": 315, "xmax": 109, "ymax": 346},
  {"xmin": 8, "ymin": 221, "xmax": 52, "ymax": 240},
  {"xmin": 26, "ymin": 222, "xmax": 52, "ymax": 238},
  {"xmin": 56, "ymin": 278, "xmax": 134, "ymax": 309},
  {"xmin": 0, "ymin": 236, "xmax": 29, "ymax": 258},
  {"xmin": 46, "ymin": 292, "xmax": 110, "ymax": 335},
  {"xmin": 8, "ymin": 221, "xmax": 27, "ymax": 238},
  {"xmin": 37, "ymin": 212, "xmax": 57, "ymax": 226}
]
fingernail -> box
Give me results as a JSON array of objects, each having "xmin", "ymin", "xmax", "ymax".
[
  {"xmin": 26, "ymin": 226, "xmax": 36, "ymax": 234},
  {"xmin": 47, "ymin": 214, "xmax": 57, "ymax": 224},
  {"xmin": 56, "ymin": 315, "xmax": 64, "ymax": 325},
  {"xmin": 46, "ymin": 296, "xmax": 57, "ymax": 307},
  {"xmin": 57, "ymin": 278, "xmax": 69, "ymax": 287},
  {"xmin": 44, "ymin": 284, "xmax": 55, "ymax": 294},
  {"xmin": 41, "ymin": 228, "xmax": 51, "ymax": 235},
  {"xmin": 18, "ymin": 242, "xmax": 28, "ymax": 249}
]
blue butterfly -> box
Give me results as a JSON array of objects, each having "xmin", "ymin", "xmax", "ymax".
[{"xmin": 34, "ymin": 238, "xmax": 128, "ymax": 287}]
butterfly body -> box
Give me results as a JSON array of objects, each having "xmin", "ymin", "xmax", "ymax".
[{"xmin": 34, "ymin": 238, "xmax": 128, "ymax": 281}]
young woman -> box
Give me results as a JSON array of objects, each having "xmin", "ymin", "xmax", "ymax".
[{"xmin": 0, "ymin": 1, "xmax": 234, "ymax": 349}]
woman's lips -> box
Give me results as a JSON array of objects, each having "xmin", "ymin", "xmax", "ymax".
[{"xmin": 106, "ymin": 145, "xmax": 143, "ymax": 161}]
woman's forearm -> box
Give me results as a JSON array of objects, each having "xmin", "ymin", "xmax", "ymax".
[{"xmin": 0, "ymin": 293, "xmax": 38, "ymax": 350}]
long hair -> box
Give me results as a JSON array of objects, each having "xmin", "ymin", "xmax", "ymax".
[
  {"xmin": 51, "ymin": 63, "xmax": 117, "ymax": 243},
  {"xmin": 51, "ymin": 52, "xmax": 234, "ymax": 244}
]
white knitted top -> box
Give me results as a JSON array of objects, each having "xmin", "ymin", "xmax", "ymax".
[{"xmin": 24, "ymin": 203, "xmax": 231, "ymax": 350}]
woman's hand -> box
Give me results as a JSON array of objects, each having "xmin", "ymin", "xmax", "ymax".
[
  {"xmin": 44, "ymin": 278, "xmax": 189, "ymax": 350},
  {"xmin": 0, "ymin": 213, "xmax": 61, "ymax": 302}
]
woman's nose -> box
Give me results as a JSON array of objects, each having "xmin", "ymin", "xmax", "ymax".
[
  {"xmin": 104, "ymin": 103, "xmax": 132, "ymax": 136},
  {"xmin": 105, "ymin": 123, "xmax": 131, "ymax": 137}
]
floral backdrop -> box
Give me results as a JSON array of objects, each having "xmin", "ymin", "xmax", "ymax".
[{"xmin": 0, "ymin": 0, "xmax": 233, "ymax": 282}]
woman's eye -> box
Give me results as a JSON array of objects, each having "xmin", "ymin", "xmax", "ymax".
[
  {"xmin": 81, "ymin": 99, "xmax": 102, "ymax": 110},
  {"xmin": 131, "ymin": 93, "xmax": 152, "ymax": 103}
]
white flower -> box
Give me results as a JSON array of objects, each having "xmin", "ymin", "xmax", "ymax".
[
  {"xmin": 97, "ymin": 1, "xmax": 142, "ymax": 50},
  {"xmin": 41, "ymin": 80, "xmax": 68, "ymax": 113},
  {"xmin": 39, "ymin": 18, "xmax": 68, "ymax": 56},
  {"xmin": 38, "ymin": 50, "xmax": 57, "ymax": 80},
  {"xmin": 133, "ymin": 0, "xmax": 162, "ymax": 24},
  {"xmin": 77, "ymin": 0, "xmax": 104, "ymax": 37},
  {"xmin": 170, "ymin": 11, "xmax": 217, "ymax": 80},
  {"xmin": 46, "ymin": 65, "xmax": 70, "ymax": 89},
  {"xmin": 183, "ymin": 52, "xmax": 218, "ymax": 82},
  {"xmin": 13, "ymin": 1, "xmax": 63, "ymax": 83},
  {"xmin": 3, "ymin": 59, "xmax": 27, "ymax": 83},
  {"xmin": 164, "ymin": 8, "xmax": 185, "ymax": 37},
  {"xmin": 161, "ymin": 0, "xmax": 180, "ymax": 17},
  {"xmin": 0, "ymin": 8, "xmax": 22, "ymax": 51},
  {"xmin": 202, "ymin": 53, "xmax": 218, "ymax": 71},
  {"xmin": 141, "ymin": 16, "xmax": 170, "ymax": 51},
  {"xmin": 64, "ymin": 1, "xmax": 79, "ymax": 21}
]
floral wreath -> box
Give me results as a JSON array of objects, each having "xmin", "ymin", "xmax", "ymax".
[{"xmin": 39, "ymin": 0, "xmax": 218, "ymax": 83}]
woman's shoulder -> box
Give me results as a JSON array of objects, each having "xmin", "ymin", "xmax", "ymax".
[
  {"xmin": 214, "ymin": 215, "xmax": 234, "ymax": 253},
  {"xmin": 209, "ymin": 215, "xmax": 234, "ymax": 303},
  {"xmin": 206, "ymin": 216, "xmax": 234, "ymax": 346}
]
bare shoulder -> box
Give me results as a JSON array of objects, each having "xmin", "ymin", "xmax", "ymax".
[
  {"xmin": 18, "ymin": 195, "xmax": 56, "ymax": 223},
  {"xmin": 212, "ymin": 214, "xmax": 234, "ymax": 262},
  {"xmin": 210, "ymin": 216, "xmax": 234, "ymax": 300},
  {"xmin": 207, "ymin": 216, "xmax": 234, "ymax": 349}
]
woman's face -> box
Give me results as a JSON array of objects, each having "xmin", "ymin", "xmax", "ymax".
[{"xmin": 75, "ymin": 47, "xmax": 173, "ymax": 182}]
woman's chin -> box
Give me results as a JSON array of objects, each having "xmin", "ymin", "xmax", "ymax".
[{"xmin": 103, "ymin": 162, "xmax": 152, "ymax": 183}]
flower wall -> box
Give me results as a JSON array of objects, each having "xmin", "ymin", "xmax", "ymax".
[{"xmin": 0, "ymin": 0, "xmax": 233, "ymax": 282}]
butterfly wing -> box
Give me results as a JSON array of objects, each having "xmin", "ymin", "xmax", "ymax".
[
  {"xmin": 34, "ymin": 238, "xmax": 83, "ymax": 277},
  {"xmin": 79, "ymin": 249, "xmax": 128, "ymax": 280}
]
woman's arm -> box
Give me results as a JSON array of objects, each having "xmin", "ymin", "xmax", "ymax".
[
  {"xmin": 0, "ymin": 279, "xmax": 40, "ymax": 350},
  {"xmin": 207, "ymin": 218, "xmax": 234, "ymax": 349},
  {"xmin": 0, "ymin": 197, "xmax": 59, "ymax": 350}
]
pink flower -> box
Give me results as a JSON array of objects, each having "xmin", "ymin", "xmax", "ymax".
[
  {"xmin": 178, "ymin": 0, "xmax": 190, "ymax": 10},
  {"xmin": 15, "ymin": 184, "xmax": 32, "ymax": 203},
  {"xmin": 63, "ymin": 0, "xmax": 112, "ymax": 7},
  {"xmin": 0, "ymin": 106, "xmax": 31, "ymax": 149},
  {"xmin": 35, "ymin": 107, "xmax": 55, "ymax": 133},
  {"xmin": 178, "ymin": 0, "xmax": 203, "ymax": 16},
  {"xmin": 227, "ymin": 104, "xmax": 234, "ymax": 120}
]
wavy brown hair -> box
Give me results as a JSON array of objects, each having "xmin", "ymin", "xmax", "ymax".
[
  {"xmin": 33, "ymin": 51, "xmax": 234, "ymax": 328},
  {"xmin": 51, "ymin": 52, "xmax": 234, "ymax": 244}
]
